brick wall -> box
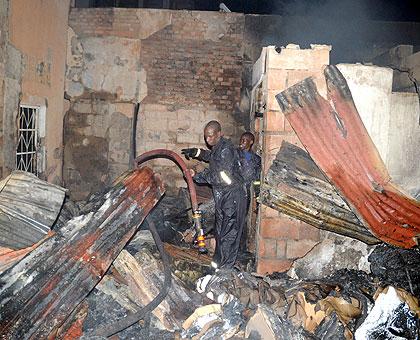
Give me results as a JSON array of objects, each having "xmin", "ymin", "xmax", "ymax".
[
  {"xmin": 254, "ymin": 45, "xmax": 330, "ymax": 274},
  {"xmin": 66, "ymin": 8, "xmax": 246, "ymax": 199}
]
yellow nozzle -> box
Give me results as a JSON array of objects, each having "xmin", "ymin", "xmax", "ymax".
[{"xmin": 193, "ymin": 210, "xmax": 207, "ymax": 253}]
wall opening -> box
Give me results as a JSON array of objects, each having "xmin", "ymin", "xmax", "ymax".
[{"xmin": 16, "ymin": 105, "xmax": 39, "ymax": 175}]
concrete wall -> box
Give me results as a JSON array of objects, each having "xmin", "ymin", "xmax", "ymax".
[
  {"xmin": 338, "ymin": 63, "xmax": 420, "ymax": 198},
  {"xmin": 65, "ymin": 8, "xmax": 246, "ymax": 200},
  {"xmin": 0, "ymin": 0, "xmax": 70, "ymax": 183},
  {"xmin": 0, "ymin": 0, "xmax": 8, "ymax": 179},
  {"xmin": 387, "ymin": 92, "xmax": 420, "ymax": 197},
  {"xmin": 0, "ymin": 0, "xmax": 24, "ymax": 180},
  {"xmin": 337, "ymin": 64, "xmax": 393, "ymax": 165}
]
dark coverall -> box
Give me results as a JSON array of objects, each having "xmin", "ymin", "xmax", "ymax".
[
  {"xmin": 237, "ymin": 149, "xmax": 261, "ymax": 196},
  {"xmin": 193, "ymin": 137, "xmax": 247, "ymax": 269},
  {"xmin": 237, "ymin": 149, "xmax": 261, "ymax": 250}
]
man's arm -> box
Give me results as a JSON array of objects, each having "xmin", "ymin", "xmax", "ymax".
[
  {"xmin": 198, "ymin": 145, "xmax": 238, "ymax": 187},
  {"xmin": 181, "ymin": 148, "xmax": 211, "ymax": 162}
]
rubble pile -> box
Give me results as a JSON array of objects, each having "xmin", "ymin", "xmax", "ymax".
[
  {"xmin": 0, "ymin": 169, "xmax": 420, "ymax": 340},
  {"xmin": 0, "ymin": 183, "xmax": 419, "ymax": 339}
]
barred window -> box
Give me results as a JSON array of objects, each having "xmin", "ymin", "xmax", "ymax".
[{"xmin": 16, "ymin": 105, "xmax": 38, "ymax": 175}]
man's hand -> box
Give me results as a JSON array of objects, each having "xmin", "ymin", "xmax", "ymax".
[{"xmin": 181, "ymin": 148, "xmax": 199, "ymax": 160}]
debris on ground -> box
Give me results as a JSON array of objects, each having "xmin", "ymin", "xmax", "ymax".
[
  {"xmin": 355, "ymin": 286, "xmax": 420, "ymax": 340},
  {"xmin": 0, "ymin": 168, "xmax": 163, "ymax": 338},
  {"xmin": 1, "ymin": 181, "xmax": 419, "ymax": 338}
]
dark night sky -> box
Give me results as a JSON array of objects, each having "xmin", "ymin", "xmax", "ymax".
[{"xmin": 88, "ymin": 0, "xmax": 420, "ymax": 22}]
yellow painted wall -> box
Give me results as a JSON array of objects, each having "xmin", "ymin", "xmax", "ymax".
[{"xmin": 9, "ymin": 0, "xmax": 70, "ymax": 184}]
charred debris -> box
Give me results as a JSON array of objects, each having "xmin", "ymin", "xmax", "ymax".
[{"xmin": 0, "ymin": 67, "xmax": 420, "ymax": 339}]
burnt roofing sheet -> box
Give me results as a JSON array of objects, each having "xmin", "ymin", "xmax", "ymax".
[{"xmin": 275, "ymin": 65, "xmax": 420, "ymax": 248}]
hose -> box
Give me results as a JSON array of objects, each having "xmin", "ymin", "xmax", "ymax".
[
  {"xmin": 91, "ymin": 217, "xmax": 172, "ymax": 338},
  {"xmin": 135, "ymin": 149, "xmax": 207, "ymax": 253},
  {"xmin": 129, "ymin": 103, "xmax": 140, "ymax": 168},
  {"xmin": 134, "ymin": 149, "xmax": 199, "ymax": 211}
]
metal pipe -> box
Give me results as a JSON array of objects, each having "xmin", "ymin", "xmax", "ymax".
[{"xmin": 135, "ymin": 149, "xmax": 206, "ymax": 253}]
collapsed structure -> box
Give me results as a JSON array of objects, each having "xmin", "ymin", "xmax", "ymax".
[{"xmin": 0, "ymin": 1, "xmax": 419, "ymax": 339}]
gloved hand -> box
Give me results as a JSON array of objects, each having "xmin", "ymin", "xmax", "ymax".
[{"xmin": 181, "ymin": 148, "xmax": 199, "ymax": 160}]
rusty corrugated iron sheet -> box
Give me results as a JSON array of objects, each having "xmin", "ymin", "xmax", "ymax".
[
  {"xmin": 275, "ymin": 65, "xmax": 420, "ymax": 248},
  {"xmin": 0, "ymin": 167, "xmax": 164, "ymax": 338}
]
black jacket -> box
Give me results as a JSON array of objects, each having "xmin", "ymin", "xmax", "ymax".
[{"xmin": 193, "ymin": 137, "xmax": 244, "ymax": 193}]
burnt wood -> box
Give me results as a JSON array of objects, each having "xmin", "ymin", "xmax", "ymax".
[
  {"xmin": 261, "ymin": 142, "xmax": 380, "ymax": 245},
  {"xmin": 0, "ymin": 167, "xmax": 164, "ymax": 339}
]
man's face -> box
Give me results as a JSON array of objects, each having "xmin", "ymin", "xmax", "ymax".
[
  {"xmin": 204, "ymin": 127, "xmax": 221, "ymax": 147},
  {"xmin": 239, "ymin": 135, "xmax": 253, "ymax": 151}
]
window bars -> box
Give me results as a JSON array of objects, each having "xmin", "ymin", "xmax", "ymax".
[{"xmin": 16, "ymin": 106, "xmax": 38, "ymax": 175}]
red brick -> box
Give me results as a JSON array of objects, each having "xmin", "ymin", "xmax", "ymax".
[
  {"xmin": 253, "ymin": 117, "xmax": 262, "ymax": 133},
  {"xmin": 263, "ymin": 133, "xmax": 287, "ymax": 150},
  {"xmin": 286, "ymin": 239, "xmax": 319, "ymax": 259},
  {"xmin": 256, "ymin": 258, "xmax": 293, "ymax": 275},
  {"xmin": 285, "ymin": 69, "xmax": 314, "ymax": 89},
  {"xmin": 276, "ymin": 240, "xmax": 287, "ymax": 258},
  {"xmin": 260, "ymin": 216, "xmax": 300, "ymax": 240},
  {"xmin": 263, "ymin": 152, "xmax": 277, "ymax": 175},
  {"xmin": 297, "ymin": 222, "xmax": 320, "ymax": 241},
  {"xmin": 260, "ymin": 205, "xmax": 279, "ymax": 218},
  {"xmin": 258, "ymin": 237, "xmax": 277, "ymax": 258},
  {"xmin": 266, "ymin": 111, "xmax": 285, "ymax": 131},
  {"xmin": 267, "ymin": 90, "xmax": 281, "ymax": 112},
  {"xmin": 267, "ymin": 69, "xmax": 288, "ymax": 91},
  {"xmin": 284, "ymin": 119, "xmax": 294, "ymax": 132}
]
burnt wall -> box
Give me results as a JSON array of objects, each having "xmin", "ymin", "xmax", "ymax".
[{"xmin": 65, "ymin": 8, "xmax": 246, "ymax": 200}]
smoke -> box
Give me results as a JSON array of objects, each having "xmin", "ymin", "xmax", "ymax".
[{"xmin": 256, "ymin": 0, "xmax": 411, "ymax": 63}]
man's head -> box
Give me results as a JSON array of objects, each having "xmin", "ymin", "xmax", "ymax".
[
  {"xmin": 204, "ymin": 120, "xmax": 222, "ymax": 148},
  {"xmin": 239, "ymin": 132, "xmax": 255, "ymax": 151}
]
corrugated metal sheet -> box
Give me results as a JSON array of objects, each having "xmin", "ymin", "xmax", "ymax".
[
  {"xmin": 262, "ymin": 141, "xmax": 380, "ymax": 245},
  {"xmin": 275, "ymin": 65, "xmax": 420, "ymax": 248},
  {"xmin": 0, "ymin": 171, "xmax": 66, "ymax": 249}
]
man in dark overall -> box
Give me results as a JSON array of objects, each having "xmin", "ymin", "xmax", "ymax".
[
  {"xmin": 238, "ymin": 132, "xmax": 261, "ymax": 198},
  {"xmin": 237, "ymin": 131, "xmax": 261, "ymax": 250},
  {"xmin": 182, "ymin": 121, "xmax": 247, "ymax": 270}
]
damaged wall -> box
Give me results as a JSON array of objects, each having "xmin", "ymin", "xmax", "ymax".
[
  {"xmin": 254, "ymin": 49, "xmax": 420, "ymax": 276},
  {"xmin": 253, "ymin": 45, "xmax": 330, "ymax": 274},
  {"xmin": 0, "ymin": 0, "xmax": 70, "ymax": 183},
  {"xmin": 65, "ymin": 8, "xmax": 246, "ymax": 199},
  {"xmin": 0, "ymin": 0, "xmax": 8, "ymax": 179},
  {"xmin": 337, "ymin": 63, "xmax": 420, "ymax": 198}
]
